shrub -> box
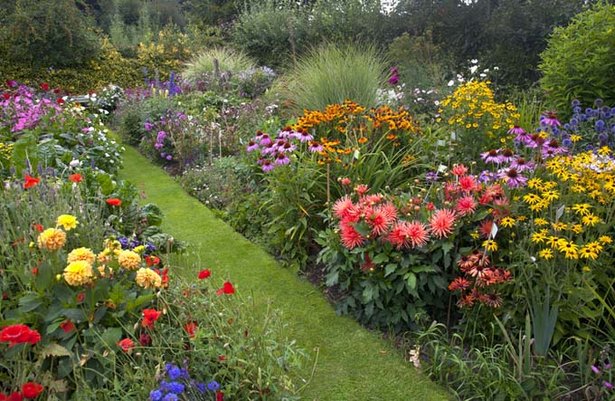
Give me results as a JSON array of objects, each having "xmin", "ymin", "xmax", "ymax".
[
  {"xmin": 280, "ymin": 44, "xmax": 387, "ymax": 113},
  {"xmin": 182, "ymin": 47, "xmax": 257, "ymax": 87},
  {"xmin": 539, "ymin": 3, "xmax": 615, "ymax": 115}
]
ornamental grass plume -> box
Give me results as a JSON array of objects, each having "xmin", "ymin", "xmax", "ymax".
[
  {"xmin": 63, "ymin": 261, "xmax": 94, "ymax": 286},
  {"xmin": 37, "ymin": 228, "xmax": 66, "ymax": 251}
]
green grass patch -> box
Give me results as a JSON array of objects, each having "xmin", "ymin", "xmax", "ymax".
[{"xmin": 119, "ymin": 146, "xmax": 449, "ymax": 401}]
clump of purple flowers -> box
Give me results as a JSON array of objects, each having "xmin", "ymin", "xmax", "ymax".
[
  {"xmin": 1, "ymin": 82, "xmax": 62, "ymax": 133},
  {"xmin": 149, "ymin": 362, "xmax": 223, "ymax": 401},
  {"xmin": 143, "ymin": 110, "xmax": 190, "ymax": 162},
  {"xmin": 247, "ymin": 127, "xmax": 319, "ymax": 173}
]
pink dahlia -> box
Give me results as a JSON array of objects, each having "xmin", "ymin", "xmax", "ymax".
[{"xmin": 429, "ymin": 209, "xmax": 456, "ymax": 239}]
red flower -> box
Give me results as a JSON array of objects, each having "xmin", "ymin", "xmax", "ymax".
[
  {"xmin": 216, "ymin": 281, "xmax": 235, "ymax": 296},
  {"xmin": 59, "ymin": 320, "xmax": 75, "ymax": 333},
  {"xmin": 154, "ymin": 268, "xmax": 169, "ymax": 288},
  {"xmin": 339, "ymin": 222, "xmax": 365, "ymax": 250},
  {"xmin": 0, "ymin": 393, "xmax": 7, "ymax": 401},
  {"xmin": 21, "ymin": 382, "xmax": 44, "ymax": 399},
  {"xmin": 32, "ymin": 223, "xmax": 44, "ymax": 233},
  {"xmin": 68, "ymin": 173, "xmax": 82, "ymax": 183},
  {"xmin": 218, "ymin": 354, "xmax": 226, "ymax": 361},
  {"xmin": 340, "ymin": 177, "xmax": 351, "ymax": 186},
  {"xmin": 139, "ymin": 332, "xmax": 152, "ymax": 346},
  {"xmin": 451, "ymin": 164, "xmax": 468, "ymax": 176},
  {"xmin": 8, "ymin": 393, "xmax": 22, "ymax": 401},
  {"xmin": 2, "ymin": 93, "xmax": 10, "ymax": 100},
  {"xmin": 387, "ymin": 221, "xmax": 429, "ymax": 249},
  {"xmin": 56, "ymin": 98, "xmax": 64, "ymax": 105},
  {"xmin": 216, "ymin": 391, "xmax": 224, "ymax": 401},
  {"xmin": 142, "ymin": 309, "xmax": 162, "ymax": 329},
  {"xmin": 145, "ymin": 255, "xmax": 160, "ymax": 267},
  {"xmin": 455, "ymin": 196, "xmax": 477, "ymax": 216},
  {"xmin": 197, "ymin": 269, "xmax": 211, "ymax": 280},
  {"xmin": 31, "ymin": 267, "xmax": 39, "ymax": 276},
  {"xmin": 117, "ymin": 338, "xmax": 134, "ymax": 352},
  {"xmin": 0, "ymin": 324, "xmax": 41, "ymax": 347},
  {"xmin": 39, "ymin": 83, "xmax": 49, "ymax": 91},
  {"xmin": 106, "ymin": 198, "xmax": 122, "ymax": 206},
  {"xmin": 355, "ymin": 184, "xmax": 369, "ymax": 196},
  {"xmin": 184, "ymin": 321, "xmax": 198, "ymax": 338},
  {"xmin": 23, "ymin": 175, "xmax": 40, "ymax": 189},
  {"xmin": 76, "ymin": 292, "xmax": 85, "ymax": 303}
]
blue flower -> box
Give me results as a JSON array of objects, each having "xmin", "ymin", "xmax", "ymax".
[
  {"xmin": 167, "ymin": 381, "xmax": 185, "ymax": 394},
  {"xmin": 167, "ymin": 365, "xmax": 182, "ymax": 381},
  {"xmin": 162, "ymin": 394, "xmax": 178, "ymax": 401},
  {"xmin": 149, "ymin": 390, "xmax": 163, "ymax": 401},
  {"xmin": 207, "ymin": 381, "xmax": 220, "ymax": 391},
  {"xmin": 595, "ymin": 120, "xmax": 606, "ymax": 131},
  {"xmin": 195, "ymin": 382, "xmax": 206, "ymax": 393},
  {"xmin": 571, "ymin": 99, "xmax": 580, "ymax": 107}
]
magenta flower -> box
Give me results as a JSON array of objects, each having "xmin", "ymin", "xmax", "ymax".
[
  {"xmin": 308, "ymin": 141, "xmax": 323, "ymax": 153},
  {"xmin": 510, "ymin": 157, "xmax": 535, "ymax": 172},
  {"xmin": 261, "ymin": 160, "xmax": 275, "ymax": 172},
  {"xmin": 274, "ymin": 152, "xmax": 290, "ymax": 165},
  {"xmin": 481, "ymin": 149, "xmax": 503, "ymax": 164},
  {"xmin": 499, "ymin": 168, "xmax": 527, "ymax": 188},
  {"xmin": 246, "ymin": 140, "xmax": 259, "ymax": 152},
  {"xmin": 540, "ymin": 111, "xmax": 561, "ymax": 127}
]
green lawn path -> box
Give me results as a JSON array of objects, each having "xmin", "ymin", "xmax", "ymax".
[{"xmin": 120, "ymin": 146, "xmax": 449, "ymax": 401}]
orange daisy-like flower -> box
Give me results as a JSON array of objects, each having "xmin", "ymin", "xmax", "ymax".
[{"xmin": 387, "ymin": 221, "xmax": 429, "ymax": 249}]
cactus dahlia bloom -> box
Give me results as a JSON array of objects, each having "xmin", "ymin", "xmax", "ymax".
[
  {"xmin": 63, "ymin": 261, "xmax": 94, "ymax": 286},
  {"xmin": 118, "ymin": 250, "xmax": 141, "ymax": 270},
  {"xmin": 135, "ymin": 268, "xmax": 162, "ymax": 289},
  {"xmin": 37, "ymin": 228, "xmax": 67, "ymax": 251},
  {"xmin": 67, "ymin": 247, "xmax": 96, "ymax": 264}
]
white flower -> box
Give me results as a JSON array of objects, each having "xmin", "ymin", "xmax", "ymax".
[
  {"xmin": 469, "ymin": 65, "xmax": 478, "ymax": 74},
  {"xmin": 69, "ymin": 159, "xmax": 82, "ymax": 168},
  {"xmin": 471, "ymin": 59, "xmax": 478, "ymax": 64},
  {"xmin": 447, "ymin": 80, "xmax": 455, "ymax": 87}
]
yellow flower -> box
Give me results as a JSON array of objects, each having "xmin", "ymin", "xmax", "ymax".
[
  {"xmin": 527, "ymin": 178, "xmax": 543, "ymax": 190},
  {"xmin": 523, "ymin": 193, "xmax": 541, "ymax": 205},
  {"xmin": 135, "ymin": 268, "xmax": 162, "ymax": 289},
  {"xmin": 97, "ymin": 265, "xmax": 113, "ymax": 278},
  {"xmin": 582, "ymin": 265, "xmax": 591, "ymax": 273},
  {"xmin": 557, "ymin": 240, "xmax": 579, "ymax": 259},
  {"xmin": 97, "ymin": 249, "xmax": 113, "ymax": 264},
  {"xmin": 581, "ymin": 214, "xmax": 601, "ymax": 227},
  {"xmin": 538, "ymin": 248, "xmax": 554, "ymax": 260},
  {"xmin": 529, "ymin": 200, "xmax": 549, "ymax": 212},
  {"xmin": 67, "ymin": 247, "xmax": 96, "ymax": 265},
  {"xmin": 534, "ymin": 218, "xmax": 548, "ymax": 226},
  {"xmin": 570, "ymin": 134, "xmax": 582, "ymax": 142},
  {"xmin": 118, "ymin": 250, "xmax": 141, "ymax": 270},
  {"xmin": 572, "ymin": 203, "xmax": 591, "ymax": 216},
  {"xmin": 482, "ymin": 240, "xmax": 498, "ymax": 252},
  {"xmin": 470, "ymin": 231, "xmax": 480, "ymax": 240},
  {"xmin": 531, "ymin": 231, "xmax": 547, "ymax": 244},
  {"xmin": 546, "ymin": 236, "xmax": 560, "ymax": 249},
  {"xmin": 132, "ymin": 245, "xmax": 145, "ymax": 254},
  {"xmin": 63, "ymin": 261, "xmax": 94, "ymax": 286},
  {"xmin": 541, "ymin": 190, "xmax": 559, "ymax": 202},
  {"xmin": 103, "ymin": 239, "xmax": 122, "ymax": 251},
  {"xmin": 551, "ymin": 222, "xmax": 568, "ymax": 232},
  {"xmin": 500, "ymin": 216, "xmax": 516, "ymax": 228},
  {"xmin": 579, "ymin": 244, "xmax": 599, "ymax": 260},
  {"xmin": 570, "ymin": 224, "xmax": 584, "ymax": 234},
  {"xmin": 37, "ymin": 228, "xmax": 67, "ymax": 251},
  {"xmin": 56, "ymin": 214, "xmax": 78, "ymax": 231},
  {"xmin": 598, "ymin": 235, "xmax": 613, "ymax": 244}
]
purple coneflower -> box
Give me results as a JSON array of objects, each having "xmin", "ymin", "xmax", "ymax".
[
  {"xmin": 297, "ymin": 129, "xmax": 314, "ymax": 143},
  {"xmin": 499, "ymin": 149, "xmax": 515, "ymax": 164},
  {"xmin": 246, "ymin": 140, "xmax": 259, "ymax": 152},
  {"xmin": 274, "ymin": 152, "xmax": 290, "ymax": 165},
  {"xmin": 541, "ymin": 139, "xmax": 567, "ymax": 158},
  {"xmin": 280, "ymin": 141, "xmax": 296, "ymax": 153},
  {"xmin": 510, "ymin": 157, "xmax": 535, "ymax": 172},
  {"xmin": 261, "ymin": 159, "xmax": 275, "ymax": 172},
  {"xmin": 308, "ymin": 141, "xmax": 323, "ymax": 153},
  {"xmin": 481, "ymin": 149, "xmax": 503, "ymax": 164},
  {"xmin": 260, "ymin": 141, "xmax": 276, "ymax": 155},
  {"xmin": 478, "ymin": 170, "xmax": 496, "ymax": 183},
  {"xmin": 259, "ymin": 134, "xmax": 272, "ymax": 146},
  {"xmin": 540, "ymin": 111, "xmax": 561, "ymax": 127},
  {"xmin": 499, "ymin": 168, "xmax": 527, "ymax": 188}
]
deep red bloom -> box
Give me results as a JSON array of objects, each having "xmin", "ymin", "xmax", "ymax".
[
  {"xmin": 145, "ymin": 255, "xmax": 160, "ymax": 267},
  {"xmin": 184, "ymin": 321, "xmax": 198, "ymax": 338},
  {"xmin": 197, "ymin": 269, "xmax": 211, "ymax": 280},
  {"xmin": 0, "ymin": 324, "xmax": 41, "ymax": 347},
  {"xmin": 8, "ymin": 393, "xmax": 22, "ymax": 401},
  {"xmin": 154, "ymin": 268, "xmax": 169, "ymax": 288},
  {"xmin": 21, "ymin": 382, "xmax": 44, "ymax": 399},
  {"xmin": 24, "ymin": 175, "xmax": 40, "ymax": 189},
  {"xmin": 68, "ymin": 173, "xmax": 82, "ymax": 183},
  {"xmin": 216, "ymin": 391, "xmax": 224, "ymax": 401},
  {"xmin": 142, "ymin": 309, "xmax": 162, "ymax": 329},
  {"xmin": 218, "ymin": 354, "xmax": 226, "ymax": 361},
  {"xmin": 117, "ymin": 338, "xmax": 134, "ymax": 352},
  {"xmin": 216, "ymin": 281, "xmax": 235, "ymax": 295},
  {"xmin": 139, "ymin": 332, "xmax": 152, "ymax": 346},
  {"xmin": 106, "ymin": 198, "xmax": 122, "ymax": 206},
  {"xmin": 59, "ymin": 320, "xmax": 75, "ymax": 333},
  {"xmin": 76, "ymin": 292, "xmax": 85, "ymax": 303},
  {"xmin": 2, "ymin": 93, "xmax": 10, "ymax": 100},
  {"xmin": 56, "ymin": 98, "xmax": 64, "ymax": 105},
  {"xmin": 32, "ymin": 223, "xmax": 44, "ymax": 233},
  {"xmin": 39, "ymin": 83, "xmax": 49, "ymax": 91},
  {"xmin": 0, "ymin": 393, "xmax": 7, "ymax": 401}
]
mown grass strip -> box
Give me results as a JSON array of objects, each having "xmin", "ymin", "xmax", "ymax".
[{"xmin": 119, "ymin": 146, "xmax": 449, "ymax": 401}]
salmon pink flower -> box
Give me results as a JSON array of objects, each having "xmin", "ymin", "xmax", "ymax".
[
  {"xmin": 451, "ymin": 164, "xmax": 468, "ymax": 176},
  {"xmin": 388, "ymin": 221, "xmax": 429, "ymax": 249},
  {"xmin": 68, "ymin": 173, "xmax": 82, "ymax": 183},
  {"xmin": 117, "ymin": 338, "xmax": 134, "ymax": 352},
  {"xmin": 340, "ymin": 222, "xmax": 365, "ymax": 249},
  {"xmin": 456, "ymin": 196, "xmax": 477, "ymax": 216},
  {"xmin": 429, "ymin": 209, "xmax": 456, "ymax": 238}
]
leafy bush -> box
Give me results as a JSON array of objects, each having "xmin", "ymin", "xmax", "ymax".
[
  {"xmin": 280, "ymin": 44, "xmax": 387, "ymax": 112},
  {"xmin": 540, "ymin": 3, "xmax": 615, "ymax": 115}
]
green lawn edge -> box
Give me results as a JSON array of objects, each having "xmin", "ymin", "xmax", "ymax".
[{"xmin": 119, "ymin": 146, "xmax": 450, "ymax": 401}]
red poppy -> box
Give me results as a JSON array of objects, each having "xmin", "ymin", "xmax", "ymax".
[
  {"xmin": 145, "ymin": 255, "xmax": 160, "ymax": 267},
  {"xmin": 59, "ymin": 320, "xmax": 75, "ymax": 333},
  {"xmin": 8, "ymin": 393, "xmax": 22, "ymax": 401},
  {"xmin": 184, "ymin": 321, "xmax": 198, "ymax": 338},
  {"xmin": 39, "ymin": 83, "xmax": 49, "ymax": 91},
  {"xmin": 216, "ymin": 391, "xmax": 224, "ymax": 401},
  {"xmin": 106, "ymin": 198, "xmax": 122, "ymax": 206},
  {"xmin": 68, "ymin": 173, "xmax": 82, "ymax": 183},
  {"xmin": 155, "ymin": 268, "xmax": 169, "ymax": 288},
  {"xmin": 216, "ymin": 281, "xmax": 235, "ymax": 296},
  {"xmin": 218, "ymin": 354, "xmax": 226, "ymax": 361},
  {"xmin": 0, "ymin": 393, "xmax": 7, "ymax": 401},
  {"xmin": 197, "ymin": 269, "xmax": 211, "ymax": 280},
  {"xmin": 21, "ymin": 382, "xmax": 44, "ymax": 399},
  {"xmin": 142, "ymin": 309, "xmax": 162, "ymax": 329},
  {"xmin": 32, "ymin": 223, "xmax": 44, "ymax": 232},
  {"xmin": 139, "ymin": 332, "xmax": 152, "ymax": 346},
  {"xmin": 117, "ymin": 338, "xmax": 134, "ymax": 352},
  {"xmin": 23, "ymin": 175, "xmax": 40, "ymax": 189},
  {"xmin": 0, "ymin": 324, "xmax": 41, "ymax": 347}
]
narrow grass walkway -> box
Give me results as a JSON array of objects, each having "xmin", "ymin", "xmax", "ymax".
[{"xmin": 120, "ymin": 147, "xmax": 449, "ymax": 401}]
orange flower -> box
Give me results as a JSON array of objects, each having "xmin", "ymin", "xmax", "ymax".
[
  {"xmin": 106, "ymin": 198, "xmax": 122, "ymax": 207},
  {"xmin": 24, "ymin": 175, "xmax": 40, "ymax": 189}
]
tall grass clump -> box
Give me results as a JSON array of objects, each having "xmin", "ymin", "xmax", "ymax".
[
  {"xmin": 183, "ymin": 47, "xmax": 256, "ymax": 85},
  {"xmin": 280, "ymin": 44, "xmax": 387, "ymax": 112}
]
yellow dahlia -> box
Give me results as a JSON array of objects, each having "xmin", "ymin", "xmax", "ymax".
[
  {"xmin": 63, "ymin": 261, "xmax": 94, "ymax": 286},
  {"xmin": 67, "ymin": 247, "xmax": 95, "ymax": 264},
  {"xmin": 56, "ymin": 214, "xmax": 78, "ymax": 231},
  {"xmin": 118, "ymin": 250, "xmax": 141, "ymax": 270},
  {"xmin": 135, "ymin": 268, "xmax": 162, "ymax": 289},
  {"xmin": 37, "ymin": 228, "xmax": 67, "ymax": 251}
]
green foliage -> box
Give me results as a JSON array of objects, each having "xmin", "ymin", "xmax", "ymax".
[
  {"xmin": 280, "ymin": 44, "xmax": 387, "ymax": 112},
  {"xmin": 0, "ymin": 0, "xmax": 101, "ymax": 68},
  {"xmin": 539, "ymin": 3, "xmax": 615, "ymax": 114},
  {"xmin": 183, "ymin": 47, "xmax": 257, "ymax": 86}
]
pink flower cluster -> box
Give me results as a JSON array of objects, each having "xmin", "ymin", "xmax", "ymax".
[
  {"xmin": 247, "ymin": 127, "xmax": 317, "ymax": 172},
  {"xmin": 1, "ymin": 83, "xmax": 62, "ymax": 133}
]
